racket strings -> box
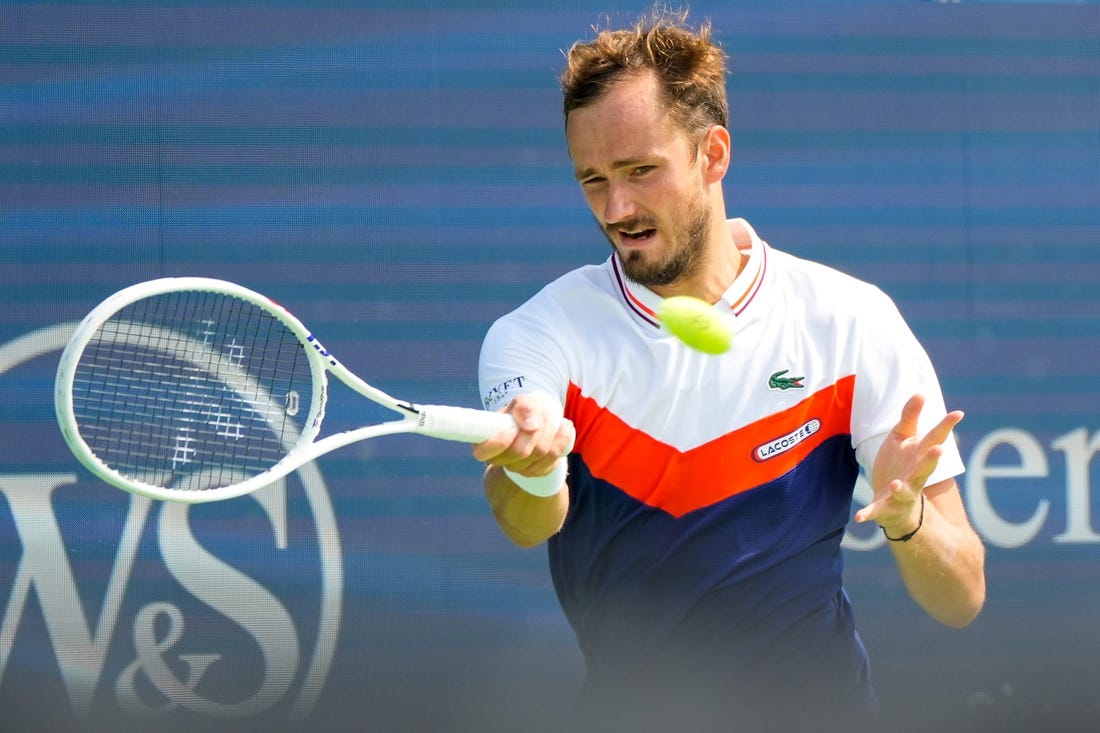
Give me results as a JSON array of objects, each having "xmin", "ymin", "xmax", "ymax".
[{"xmin": 71, "ymin": 290, "xmax": 315, "ymax": 492}]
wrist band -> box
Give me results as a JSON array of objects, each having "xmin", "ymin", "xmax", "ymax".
[
  {"xmin": 881, "ymin": 494, "xmax": 925, "ymax": 542},
  {"xmin": 504, "ymin": 460, "xmax": 567, "ymax": 498}
]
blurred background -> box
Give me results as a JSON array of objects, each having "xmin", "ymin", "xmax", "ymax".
[{"xmin": 2, "ymin": 1, "xmax": 1099, "ymax": 731}]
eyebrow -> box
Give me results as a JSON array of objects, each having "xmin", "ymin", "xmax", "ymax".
[{"xmin": 574, "ymin": 156, "xmax": 650, "ymax": 181}]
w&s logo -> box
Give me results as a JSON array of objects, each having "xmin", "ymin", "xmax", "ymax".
[{"xmin": 0, "ymin": 324, "xmax": 343, "ymax": 728}]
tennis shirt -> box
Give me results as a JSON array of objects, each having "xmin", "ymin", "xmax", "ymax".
[{"xmin": 479, "ymin": 219, "xmax": 963, "ymax": 726}]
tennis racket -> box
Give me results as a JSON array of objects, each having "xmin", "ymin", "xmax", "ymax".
[{"xmin": 55, "ymin": 276, "xmax": 516, "ymax": 503}]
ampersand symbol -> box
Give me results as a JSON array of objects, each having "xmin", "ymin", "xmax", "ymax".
[{"xmin": 115, "ymin": 602, "xmax": 222, "ymax": 718}]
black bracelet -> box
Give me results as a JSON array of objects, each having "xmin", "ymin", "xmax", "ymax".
[{"xmin": 881, "ymin": 494, "xmax": 925, "ymax": 542}]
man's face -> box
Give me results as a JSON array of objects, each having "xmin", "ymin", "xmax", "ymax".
[{"xmin": 565, "ymin": 73, "xmax": 711, "ymax": 288}]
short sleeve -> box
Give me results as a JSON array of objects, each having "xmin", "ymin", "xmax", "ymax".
[
  {"xmin": 478, "ymin": 304, "xmax": 570, "ymax": 418},
  {"xmin": 850, "ymin": 290, "xmax": 964, "ymax": 485}
]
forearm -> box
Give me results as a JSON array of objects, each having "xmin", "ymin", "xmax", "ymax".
[
  {"xmin": 886, "ymin": 493, "xmax": 986, "ymax": 628},
  {"xmin": 484, "ymin": 464, "xmax": 569, "ymax": 548}
]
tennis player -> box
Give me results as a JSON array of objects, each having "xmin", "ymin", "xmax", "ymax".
[{"xmin": 474, "ymin": 9, "xmax": 985, "ymax": 731}]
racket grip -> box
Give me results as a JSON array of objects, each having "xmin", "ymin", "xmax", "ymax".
[{"xmin": 414, "ymin": 404, "xmax": 518, "ymax": 443}]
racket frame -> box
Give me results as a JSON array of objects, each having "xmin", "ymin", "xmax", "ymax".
[{"xmin": 55, "ymin": 277, "xmax": 512, "ymax": 503}]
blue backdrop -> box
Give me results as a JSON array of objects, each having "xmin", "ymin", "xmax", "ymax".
[{"xmin": 2, "ymin": 1, "xmax": 1099, "ymax": 731}]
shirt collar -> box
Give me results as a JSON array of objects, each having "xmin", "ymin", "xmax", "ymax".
[{"xmin": 612, "ymin": 218, "xmax": 768, "ymax": 328}]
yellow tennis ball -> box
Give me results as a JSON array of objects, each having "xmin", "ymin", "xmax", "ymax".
[{"xmin": 657, "ymin": 295, "xmax": 734, "ymax": 355}]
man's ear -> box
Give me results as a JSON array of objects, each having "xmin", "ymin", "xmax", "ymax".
[{"xmin": 701, "ymin": 124, "xmax": 731, "ymax": 183}]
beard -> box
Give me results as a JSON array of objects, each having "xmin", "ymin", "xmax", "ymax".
[{"xmin": 602, "ymin": 196, "xmax": 711, "ymax": 288}]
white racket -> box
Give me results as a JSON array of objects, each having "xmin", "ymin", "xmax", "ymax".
[{"xmin": 55, "ymin": 276, "xmax": 516, "ymax": 503}]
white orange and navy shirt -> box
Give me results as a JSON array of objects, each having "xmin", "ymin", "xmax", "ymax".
[{"xmin": 479, "ymin": 219, "xmax": 963, "ymax": 720}]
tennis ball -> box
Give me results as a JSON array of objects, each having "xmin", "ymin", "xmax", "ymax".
[{"xmin": 657, "ymin": 295, "xmax": 734, "ymax": 355}]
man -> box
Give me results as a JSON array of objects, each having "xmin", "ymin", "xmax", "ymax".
[{"xmin": 473, "ymin": 10, "xmax": 985, "ymax": 731}]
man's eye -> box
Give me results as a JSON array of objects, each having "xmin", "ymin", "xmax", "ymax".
[
  {"xmin": 632, "ymin": 166, "xmax": 655, "ymax": 176},
  {"xmin": 581, "ymin": 177, "xmax": 606, "ymax": 186}
]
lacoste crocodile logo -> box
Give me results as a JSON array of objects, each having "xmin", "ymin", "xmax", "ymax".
[{"xmin": 768, "ymin": 369, "xmax": 805, "ymax": 391}]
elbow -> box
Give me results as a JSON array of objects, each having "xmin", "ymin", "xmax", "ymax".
[
  {"xmin": 951, "ymin": 542, "xmax": 988, "ymax": 628},
  {"xmin": 939, "ymin": 528, "xmax": 988, "ymax": 629},
  {"xmin": 498, "ymin": 505, "xmax": 565, "ymax": 549},
  {"xmin": 941, "ymin": 600, "xmax": 983, "ymax": 629},
  {"xmin": 957, "ymin": 585, "xmax": 987, "ymax": 629},
  {"xmin": 509, "ymin": 531, "xmax": 552, "ymax": 550},
  {"xmin": 486, "ymin": 466, "xmax": 568, "ymax": 549},
  {"xmin": 939, "ymin": 577, "xmax": 987, "ymax": 629}
]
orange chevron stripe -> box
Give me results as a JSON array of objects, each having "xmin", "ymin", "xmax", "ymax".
[{"xmin": 564, "ymin": 375, "xmax": 856, "ymax": 518}]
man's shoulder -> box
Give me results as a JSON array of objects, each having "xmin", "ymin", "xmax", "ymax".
[
  {"xmin": 485, "ymin": 259, "xmax": 616, "ymax": 343},
  {"xmin": 544, "ymin": 259, "xmax": 614, "ymax": 294},
  {"xmin": 769, "ymin": 246, "xmax": 892, "ymax": 307},
  {"xmin": 504, "ymin": 259, "xmax": 614, "ymax": 317}
]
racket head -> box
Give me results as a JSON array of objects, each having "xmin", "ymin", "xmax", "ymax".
[{"xmin": 55, "ymin": 277, "xmax": 328, "ymax": 503}]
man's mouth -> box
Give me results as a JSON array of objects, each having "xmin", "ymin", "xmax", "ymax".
[{"xmin": 617, "ymin": 227, "xmax": 657, "ymax": 243}]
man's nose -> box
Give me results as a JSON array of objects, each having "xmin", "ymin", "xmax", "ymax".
[{"xmin": 603, "ymin": 181, "xmax": 638, "ymax": 224}]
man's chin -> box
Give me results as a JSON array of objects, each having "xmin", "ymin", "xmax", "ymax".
[
  {"xmin": 618, "ymin": 248, "xmax": 649, "ymax": 274},
  {"xmin": 621, "ymin": 256, "xmax": 674, "ymax": 287}
]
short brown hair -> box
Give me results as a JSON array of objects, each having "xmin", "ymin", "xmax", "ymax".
[{"xmin": 561, "ymin": 8, "xmax": 729, "ymax": 142}]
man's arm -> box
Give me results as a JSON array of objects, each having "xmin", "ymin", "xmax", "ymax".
[
  {"xmin": 482, "ymin": 465, "xmax": 569, "ymax": 548},
  {"xmin": 883, "ymin": 477, "xmax": 985, "ymax": 627},
  {"xmin": 854, "ymin": 394, "xmax": 986, "ymax": 628},
  {"xmin": 472, "ymin": 393, "xmax": 573, "ymax": 548}
]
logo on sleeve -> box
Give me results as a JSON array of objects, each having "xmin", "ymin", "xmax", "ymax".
[
  {"xmin": 483, "ymin": 375, "xmax": 526, "ymax": 409},
  {"xmin": 768, "ymin": 369, "xmax": 805, "ymax": 391}
]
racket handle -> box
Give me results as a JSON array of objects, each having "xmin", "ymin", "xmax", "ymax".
[{"xmin": 414, "ymin": 404, "xmax": 518, "ymax": 443}]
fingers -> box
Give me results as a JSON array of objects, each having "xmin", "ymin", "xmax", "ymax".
[
  {"xmin": 471, "ymin": 394, "xmax": 545, "ymax": 462},
  {"xmin": 854, "ymin": 479, "xmax": 903, "ymax": 523},
  {"xmin": 853, "ymin": 500, "xmax": 875, "ymax": 524},
  {"xmin": 892, "ymin": 393, "xmax": 925, "ymax": 439},
  {"xmin": 920, "ymin": 410, "xmax": 964, "ymax": 452},
  {"xmin": 521, "ymin": 420, "xmax": 576, "ymax": 475},
  {"xmin": 510, "ymin": 396, "xmax": 549, "ymax": 432},
  {"xmin": 471, "ymin": 429, "xmax": 514, "ymax": 462},
  {"xmin": 862, "ymin": 396, "xmax": 964, "ymax": 527},
  {"xmin": 895, "ymin": 394, "xmax": 964, "ymax": 447},
  {"xmin": 472, "ymin": 393, "xmax": 574, "ymax": 475}
]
